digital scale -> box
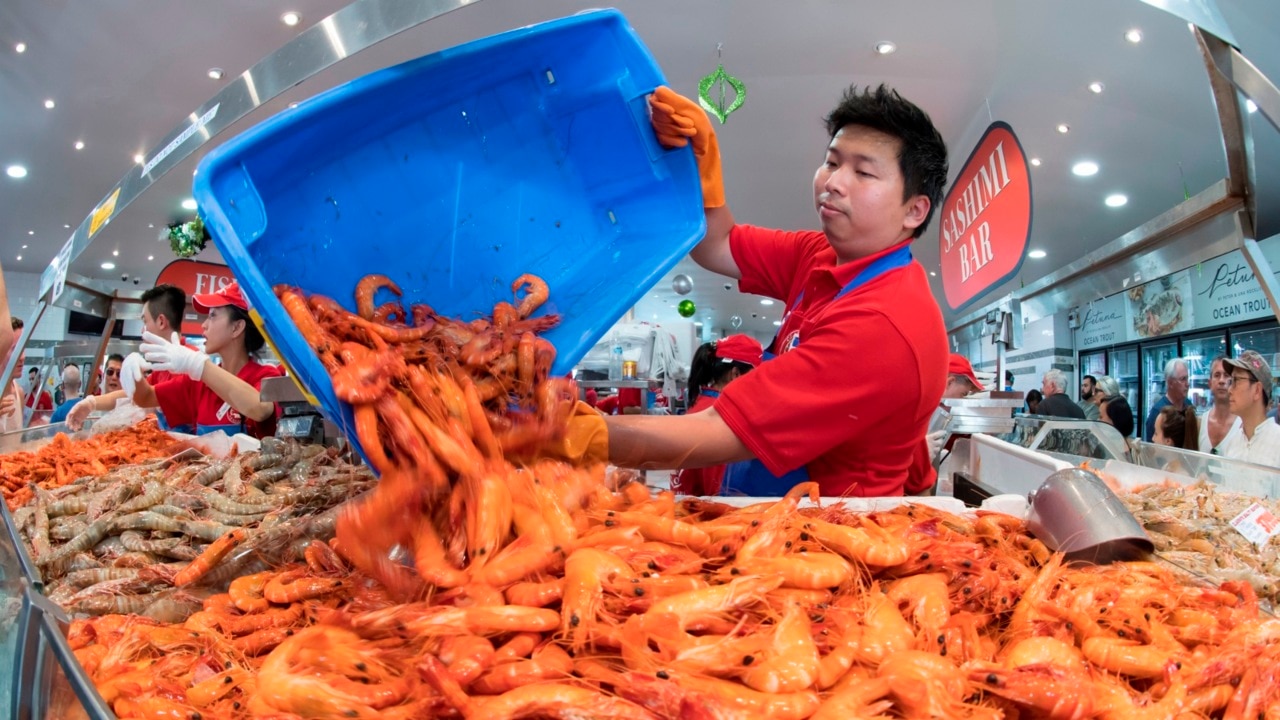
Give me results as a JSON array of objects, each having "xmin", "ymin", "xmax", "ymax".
[{"xmin": 259, "ymin": 375, "xmax": 334, "ymax": 445}]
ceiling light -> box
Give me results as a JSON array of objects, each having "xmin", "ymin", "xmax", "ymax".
[
  {"xmin": 74, "ymin": 140, "xmax": 85, "ymax": 150},
  {"xmin": 148, "ymin": 255, "xmax": 154, "ymax": 261},
  {"xmin": 100, "ymin": 262, "xmax": 115, "ymax": 270},
  {"xmin": 43, "ymin": 99, "xmax": 55, "ymax": 109},
  {"xmin": 1125, "ymin": 28, "xmax": 1143, "ymax": 43},
  {"xmin": 874, "ymin": 41, "xmax": 897, "ymax": 55},
  {"xmin": 1088, "ymin": 82, "xmax": 1105, "ymax": 94},
  {"xmin": 148, "ymin": 223, "xmax": 154, "ymax": 228},
  {"xmin": 1246, "ymin": 99, "xmax": 1258, "ymax": 114},
  {"xmin": 1030, "ymin": 157, "xmax": 1042, "ymax": 167},
  {"xmin": 1028, "ymin": 250, "xmax": 1047, "ymax": 259},
  {"xmin": 112, "ymin": 250, "xmax": 119, "ymax": 256},
  {"xmin": 208, "ymin": 68, "xmax": 225, "ymax": 80},
  {"xmin": 21, "ymin": 245, "xmax": 27, "ymax": 250},
  {"xmin": 63, "ymin": 224, "xmax": 70, "ymax": 228},
  {"xmin": 772, "ymin": 320, "xmax": 782, "ymax": 326},
  {"xmin": 1071, "ymin": 161, "xmax": 1099, "ymax": 177},
  {"xmin": 14, "ymin": 256, "xmax": 20, "ymax": 262},
  {"xmin": 133, "ymin": 153, "xmax": 145, "ymax": 164},
  {"xmin": 281, "ymin": 11, "xmax": 301, "ymax": 26},
  {"xmin": 6, "ymin": 165, "xmax": 28, "ymax": 179},
  {"xmin": 1105, "ymin": 193, "xmax": 1129, "ymax": 207},
  {"xmin": 760, "ymin": 299, "xmax": 774, "ymax": 306},
  {"xmin": 1056, "ymin": 124, "xmax": 1070, "ymax": 134},
  {"xmin": 15, "ymin": 42, "xmax": 26, "ymax": 54},
  {"xmin": 181, "ymin": 198, "xmax": 198, "ymax": 211},
  {"xmin": 288, "ymin": 102, "xmax": 298, "ymax": 109},
  {"xmin": 27, "ymin": 230, "xmax": 34, "ymax": 235},
  {"xmin": 930, "ymin": 271, "xmax": 937, "ymax": 276}
]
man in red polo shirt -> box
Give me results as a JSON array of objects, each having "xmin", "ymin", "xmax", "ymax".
[{"xmin": 576, "ymin": 84, "xmax": 949, "ymax": 497}]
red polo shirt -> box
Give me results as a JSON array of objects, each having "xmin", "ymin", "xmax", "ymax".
[
  {"xmin": 714, "ymin": 225, "xmax": 947, "ymax": 497},
  {"xmin": 153, "ymin": 360, "xmax": 284, "ymax": 439},
  {"xmin": 672, "ymin": 390, "xmax": 726, "ymax": 496}
]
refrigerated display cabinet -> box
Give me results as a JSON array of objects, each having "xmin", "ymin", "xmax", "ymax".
[
  {"xmin": 1127, "ymin": 440, "xmax": 1280, "ymax": 498},
  {"xmin": 1182, "ymin": 332, "xmax": 1227, "ymax": 414},
  {"xmin": 1108, "ymin": 346, "xmax": 1141, "ymax": 424},
  {"xmin": 1141, "ymin": 340, "xmax": 1182, "ymax": 439}
]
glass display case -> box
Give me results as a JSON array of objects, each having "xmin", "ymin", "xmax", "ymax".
[
  {"xmin": 1128, "ymin": 440, "xmax": 1280, "ymax": 499},
  {"xmin": 997, "ymin": 416, "xmax": 1130, "ymax": 461}
]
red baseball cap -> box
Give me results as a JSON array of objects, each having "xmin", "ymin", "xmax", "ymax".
[
  {"xmin": 948, "ymin": 353, "xmax": 984, "ymax": 391},
  {"xmin": 715, "ymin": 335, "xmax": 763, "ymax": 368},
  {"xmin": 192, "ymin": 281, "xmax": 249, "ymax": 313}
]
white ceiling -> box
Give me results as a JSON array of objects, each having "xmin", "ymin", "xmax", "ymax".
[{"xmin": 2, "ymin": 0, "xmax": 1278, "ymax": 346}]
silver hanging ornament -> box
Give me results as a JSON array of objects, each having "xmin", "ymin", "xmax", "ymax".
[
  {"xmin": 730, "ymin": 315, "xmax": 743, "ymax": 329},
  {"xmin": 672, "ymin": 274, "xmax": 694, "ymax": 296}
]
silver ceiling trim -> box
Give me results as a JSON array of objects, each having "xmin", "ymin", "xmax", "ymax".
[{"xmin": 36, "ymin": 0, "xmax": 480, "ymax": 302}]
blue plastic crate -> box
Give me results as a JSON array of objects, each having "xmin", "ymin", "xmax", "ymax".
[{"xmin": 193, "ymin": 9, "xmax": 704, "ymax": 451}]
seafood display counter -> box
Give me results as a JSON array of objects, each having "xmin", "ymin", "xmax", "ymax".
[{"xmin": 997, "ymin": 416, "xmax": 1129, "ymax": 461}]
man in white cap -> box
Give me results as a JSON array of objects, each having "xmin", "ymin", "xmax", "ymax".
[{"xmin": 1219, "ymin": 350, "xmax": 1280, "ymax": 467}]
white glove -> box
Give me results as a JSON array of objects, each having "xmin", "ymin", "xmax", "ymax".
[
  {"xmin": 141, "ymin": 331, "xmax": 208, "ymax": 381},
  {"xmin": 121, "ymin": 352, "xmax": 150, "ymax": 399},
  {"xmin": 927, "ymin": 430, "xmax": 947, "ymax": 461},
  {"xmin": 66, "ymin": 398, "xmax": 97, "ymax": 431}
]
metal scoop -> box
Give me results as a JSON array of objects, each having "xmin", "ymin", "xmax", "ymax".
[{"xmin": 1026, "ymin": 467, "xmax": 1153, "ymax": 564}]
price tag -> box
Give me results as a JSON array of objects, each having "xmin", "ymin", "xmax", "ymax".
[{"xmin": 1229, "ymin": 502, "xmax": 1280, "ymax": 546}]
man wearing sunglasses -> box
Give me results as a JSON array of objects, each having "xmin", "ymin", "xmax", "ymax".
[
  {"xmin": 102, "ymin": 353, "xmax": 124, "ymax": 394},
  {"xmin": 1219, "ymin": 350, "xmax": 1280, "ymax": 467}
]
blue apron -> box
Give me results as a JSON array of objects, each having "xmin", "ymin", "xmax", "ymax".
[{"xmin": 720, "ymin": 245, "xmax": 914, "ymax": 496}]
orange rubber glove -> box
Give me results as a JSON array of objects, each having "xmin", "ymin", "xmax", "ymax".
[
  {"xmin": 541, "ymin": 401, "xmax": 609, "ymax": 465},
  {"xmin": 648, "ymin": 86, "xmax": 726, "ymax": 208}
]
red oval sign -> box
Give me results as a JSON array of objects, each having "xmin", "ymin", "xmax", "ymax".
[
  {"xmin": 154, "ymin": 259, "xmax": 235, "ymax": 336},
  {"xmin": 938, "ymin": 121, "xmax": 1033, "ymax": 311}
]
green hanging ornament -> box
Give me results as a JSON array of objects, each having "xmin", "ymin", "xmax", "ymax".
[
  {"xmin": 167, "ymin": 216, "xmax": 210, "ymax": 259},
  {"xmin": 677, "ymin": 299, "xmax": 697, "ymax": 318},
  {"xmin": 698, "ymin": 60, "xmax": 746, "ymax": 124}
]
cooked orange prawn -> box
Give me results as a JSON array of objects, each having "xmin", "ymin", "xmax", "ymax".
[
  {"xmin": 355, "ymin": 273, "xmax": 401, "ymax": 320},
  {"xmin": 171, "ymin": 528, "xmax": 247, "ymax": 587},
  {"xmin": 740, "ymin": 601, "xmax": 820, "ymax": 693},
  {"xmin": 471, "ymin": 682, "xmax": 657, "ymax": 720},
  {"xmin": 511, "ymin": 273, "xmax": 549, "ymax": 319}
]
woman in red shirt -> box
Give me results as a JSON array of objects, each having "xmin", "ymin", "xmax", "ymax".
[
  {"xmin": 672, "ymin": 335, "xmax": 762, "ymax": 496},
  {"xmin": 123, "ymin": 282, "xmax": 283, "ymax": 438}
]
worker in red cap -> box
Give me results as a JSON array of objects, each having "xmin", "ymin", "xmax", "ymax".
[
  {"xmin": 912, "ymin": 353, "xmax": 986, "ymax": 491},
  {"xmin": 672, "ymin": 335, "xmax": 763, "ymax": 496},
  {"xmin": 121, "ymin": 281, "xmax": 284, "ymax": 438}
]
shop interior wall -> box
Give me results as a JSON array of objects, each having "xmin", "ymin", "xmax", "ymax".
[
  {"xmin": 962, "ymin": 313, "xmax": 1077, "ymax": 399},
  {"xmin": 4, "ymin": 269, "xmax": 144, "ymax": 358}
]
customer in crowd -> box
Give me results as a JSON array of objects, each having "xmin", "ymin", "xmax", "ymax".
[
  {"xmin": 1200, "ymin": 355, "xmax": 1242, "ymax": 455},
  {"xmin": 65, "ymin": 354, "xmax": 129, "ymax": 430},
  {"xmin": 1077, "ymin": 374, "xmax": 1100, "ymax": 421},
  {"xmin": 1143, "ymin": 358, "xmax": 1191, "ymax": 441},
  {"xmin": 1152, "ymin": 404, "xmax": 1199, "ymax": 451},
  {"xmin": 1100, "ymin": 393, "xmax": 1136, "ymax": 438},
  {"xmin": 1219, "ymin": 350, "xmax": 1280, "ymax": 466},
  {"xmin": 102, "ymin": 353, "xmax": 125, "ymax": 394},
  {"xmin": 1, "ymin": 318, "xmax": 26, "ymax": 432},
  {"xmin": 1024, "ymin": 389, "xmax": 1043, "ymax": 414},
  {"xmin": 49, "ymin": 365, "xmax": 83, "ymax": 424},
  {"xmin": 1004, "ymin": 370, "xmax": 1014, "ymax": 392},
  {"xmin": 1093, "ymin": 376, "xmax": 1120, "ymax": 411},
  {"xmin": 1036, "ymin": 369, "xmax": 1086, "ymax": 419},
  {"xmin": 672, "ymin": 335, "xmax": 763, "ymax": 496},
  {"xmin": 24, "ymin": 365, "xmax": 53, "ymax": 426}
]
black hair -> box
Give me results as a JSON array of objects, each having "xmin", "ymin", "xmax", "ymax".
[
  {"xmin": 824, "ymin": 83, "xmax": 949, "ymax": 238},
  {"xmin": 1156, "ymin": 405, "xmax": 1200, "ymax": 451},
  {"xmin": 107, "ymin": 353, "xmax": 125, "ymax": 364},
  {"xmin": 140, "ymin": 284, "xmax": 187, "ymax": 330},
  {"xmin": 1004, "ymin": 370, "xmax": 1014, "ymax": 385},
  {"xmin": 1083, "ymin": 375, "xmax": 1097, "ymax": 385},
  {"xmin": 225, "ymin": 306, "xmax": 266, "ymax": 354},
  {"xmin": 1102, "ymin": 396, "xmax": 1135, "ymax": 438},
  {"xmin": 687, "ymin": 341, "xmax": 753, "ymax": 407},
  {"xmin": 1025, "ymin": 389, "xmax": 1043, "ymax": 407},
  {"xmin": 11, "ymin": 317, "xmax": 22, "ymax": 331}
]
